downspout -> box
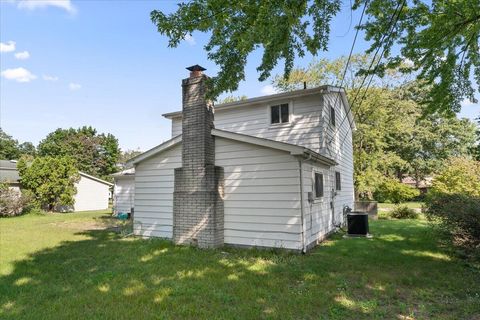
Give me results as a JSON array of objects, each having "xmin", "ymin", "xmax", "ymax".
[{"xmin": 298, "ymin": 154, "xmax": 312, "ymax": 253}]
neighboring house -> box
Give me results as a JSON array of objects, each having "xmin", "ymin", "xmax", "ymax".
[
  {"xmin": 126, "ymin": 65, "xmax": 355, "ymax": 252},
  {"xmin": 0, "ymin": 160, "xmax": 112, "ymax": 212},
  {"xmin": 0, "ymin": 160, "xmax": 21, "ymax": 192},
  {"xmin": 111, "ymin": 168, "xmax": 135, "ymax": 215},
  {"xmin": 402, "ymin": 176, "xmax": 433, "ymax": 194}
]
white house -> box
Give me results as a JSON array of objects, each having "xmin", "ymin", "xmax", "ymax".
[
  {"xmin": 126, "ymin": 65, "xmax": 355, "ymax": 252},
  {"xmin": 111, "ymin": 168, "xmax": 135, "ymax": 215}
]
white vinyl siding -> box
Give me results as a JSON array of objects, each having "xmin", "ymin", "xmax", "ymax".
[
  {"xmin": 301, "ymin": 93, "xmax": 355, "ymax": 247},
  {"xmin": 215, "ymin": 137, "xmax": 302, "ymax": 250},
  {"xmin": 323, "ymin": 93, "xmax": 355, "ymax": 227},
  {"xmin": 171, "ymin": 95, "xmax": 324, "ymax": 152},
  {"xmin": 172, "ymin": 118, "xmax": 182, "ymax": 137},
  {"xmin": 113, "ymin": 177, "xmax": 135, "ymax": 214},
  {"xmin": 302, "ymin": 161, "xmax": 334, "ymax": 246},
  {"xmin": 133, "ymin": 144, "xmax": 181, "ymax": 238},
  {"xmin": 73, "ymin": 175, "xmax": 111, "ymax": 212}
]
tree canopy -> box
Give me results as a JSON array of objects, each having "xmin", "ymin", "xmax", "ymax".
[
  {"xmin": 0, "ymin": 128, "xmax": 36, "ymax": 160},
  {"xmin": 152, "ymin": 0, "xmax": 480, "ymax": 113},
  {"xmin": 152, "ymin": 0, "xmax": 341, "ymax": 98},
  {"xmin": 273, "ymin": 54, "xmax": 477, "ymax": 199},
  {"xmin": 355, "ymin": 0, "xmax": 480, "ymax": 114},
  {"xmin": 17, "ymin": 156, "xmax": 80, "ymax": 211},
  {"xmin": 37, "ymin": 126, "xmax": 120, "ymax": 179}
]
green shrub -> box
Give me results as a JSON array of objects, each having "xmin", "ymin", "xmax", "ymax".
[
  {"xmin": 430, "ymin": 157, "xmax": 480, "ymax": 197},
  {"xmin": 390, "ymin": 205, "xmax": 419, "ymax": 219},
  {"xmin": 17, "ymin": 156, "xmax": 79, "ymax": 211},
  {"xmin": 374, "ymin": 178, "xmax": 420, "ymax": 204},
  {"xmin": 425, "ymin": 193, "xmax": 480, "ymax": 249}
]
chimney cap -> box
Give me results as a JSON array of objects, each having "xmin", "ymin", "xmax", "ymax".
[{"xmin": 186, "ymin": 64, "xmax": 206, "ymax": 72}]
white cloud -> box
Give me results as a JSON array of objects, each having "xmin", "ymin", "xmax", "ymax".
[
  {"xmin": 0, "ymin": 41, "xmax": 16, "ymax": 53},
  {"xmin": 43, "ymin": 74, "xmax": 59, "ymax": 81},
  {"xmin": 1, "ymin": 67, "xmax": 37, "ymax": 82},
  {"xmin": 17, "ymin": 0, "xmax": 77, "ymax": 14},
  {"xmin": 260, "ymin": 84, "xmax": 278, "ymax": 96},
  {"xmin": 68, "ymin": 82, "xmax": 81, "ymax": 90},
  {"xmin": 461, "ymin": 98, "xmax": 477, "ymax": 107},
  {"xmin": 183, "ymin": 34, "xmax": 196, "ymax": 46},
  {"xmin": 14, "ymin": 51, "xmax": 30, "ymax": 60}
]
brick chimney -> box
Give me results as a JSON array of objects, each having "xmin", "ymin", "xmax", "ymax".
[{"xmin": 172, "ymin": 65, "xmax": 224, "ymax": 248}]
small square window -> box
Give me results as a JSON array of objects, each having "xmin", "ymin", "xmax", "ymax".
[
  {"xmin": 330, "ymin": 105, "xmax": 336, "ymax": 126},
  {"xmin": 335, "ymin": 171, "xmax": 341, "ymax": 191},
  {"xmin": 314, "ymin": 172, "xmax": 324, "ymax": 198},
  {"xmin": 271, "ymin": 103, "xmax": 289, "ymax": 124}
]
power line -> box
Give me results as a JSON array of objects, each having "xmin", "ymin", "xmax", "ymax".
[
  {"xmin": 332, "ymin": 0, "xmax": 407, "ymax": 159},
  {"xmin": 330, "ymin": 0, "xmax": 368, "ymax": 91},
  {"xmin": 329, "ymin": 0, "xmax": 404, "ymax": 142},
  {"xmin": 328, "ymin": 0, "xmax": 405, "ymax": 149},
  {"xmin": 322, "ymin": 0, "xmax": 369, "ymax": 157}
]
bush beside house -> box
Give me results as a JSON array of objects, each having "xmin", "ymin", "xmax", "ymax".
[
  {"xmin": 390, "ymin": 205, "xmax": 419, "ymax": 219},
  {"xmin": 425, "ymin": 157, "xmax": 480, "ymax": 251},
  {"xmin": 0, "ymin": 183, "xmax": 33, "ymax": 217},
  {"xmin": 374, "ymin": 178, "xmax": 420, "ymax": 204}
]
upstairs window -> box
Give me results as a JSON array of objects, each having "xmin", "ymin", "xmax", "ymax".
[
  {"xmin": 271, "ymin": 103, "xmax": 289, "ymax": 124},
  {"xmin": 335, "ymin": 171, "xmax": 341, "ymax": 191},
  {"xmin": 314, "ymin": 172, "xmax": 324, "ymax": 198},
  {"xmin": 330, "ymin": 105, "xmax": 336, "ymax": 126}
]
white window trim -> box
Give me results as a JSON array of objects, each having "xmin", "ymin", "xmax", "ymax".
[
  {"xmin": 312, "ymin": 168, "xmax": 325, "ymax": 203},
  {"xmin": 329, "ymin": 103, "xmax": 336, "ymax": 128},
  {"xmin": 268, "ymin": 100, "xmax": 294, "ymax": 128},
  {"xmin": 335, "ymin": 170, "xmax": 342, "ymax": 192}
]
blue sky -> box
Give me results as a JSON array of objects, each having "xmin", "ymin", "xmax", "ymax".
[{"xmin": 1, "ymin": 0, "xmax": 479, "ymax": 151}]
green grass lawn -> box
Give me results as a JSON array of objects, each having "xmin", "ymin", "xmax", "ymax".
[
  {"xmin": 378, "ymin": 201, "xmax": 424, "ymax": 210},
  {"xmin": 1, "ymin": 211, "xmax": 479, "ymax": 319}
]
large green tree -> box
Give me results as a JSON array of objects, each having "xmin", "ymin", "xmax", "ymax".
[
  {"xmin": 17, "ymin": 156, "xmax": 80, "ymax": 211},
  {"xmin": 356, "ymin": 0, "xmax": 480, "ymax": 114},
  {"xmin": 118, "ymin": 149, "xmax": 143, "ymax": 166},
  {"xmin": 37, "ymin": 127, "xmax": 120, "ymax": 179},
  {"xmin": 0, "ymin": 129, "xmax": 20, "ymax": 160},
  {"xmin": 0, "ymin": 128, "xmax": 36, "ymax": 160},
  {"xmin": 152, "ymin": 0, "xmax": 480, "ymax": 112},
  {"xmin": 273, "ymin": 55, "xmax": 477, "ymax": 199}
]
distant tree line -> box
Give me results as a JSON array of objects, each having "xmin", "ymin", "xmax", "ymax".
[
  {"xmin": 1, "ymin": 126, "xmax": 144, "ymax": 213},
  {"xmin": 1, "ymin": 126, "xmax": 143, "ymax": 180}
]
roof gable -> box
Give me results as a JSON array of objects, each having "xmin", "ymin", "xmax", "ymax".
[
  {"xmin": 78, "ymin": 172, "xmax": 113, "ymax": 186},
  {"xmin": 126, "ymin": 135, "xmax": 182, "ymax": 166},
  {"xmin": 127, "ymin": 130, "xmax": 336, "ymax": 167}
]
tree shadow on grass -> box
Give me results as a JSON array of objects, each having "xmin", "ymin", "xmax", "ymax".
[{"xmin": 0, "ymin": 220, "xmax": 479, "ymax": 319}]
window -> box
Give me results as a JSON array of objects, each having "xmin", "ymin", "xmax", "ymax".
[
  {"xmin": 330, "ymin": 105, "xmax": 336, "ymax": 126},
  {"xmin": 271, "ymin": 103, "xmax": 289, "ymax": 124},
  {"xmin": 314, "ymin": 172, "xmax": 324, "ymax": 198},
  {"xmin": 335, "ymin": 171, "xmax": 341, "ymax": 191}
]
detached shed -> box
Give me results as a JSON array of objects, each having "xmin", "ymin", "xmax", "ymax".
[
  {"xmin": 111, "ymin": 168, "xmax": 135, "ymax": 215},
  {"xmin": 71, "ymin": 172, "xmax": 113, "ymax": 212}
]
